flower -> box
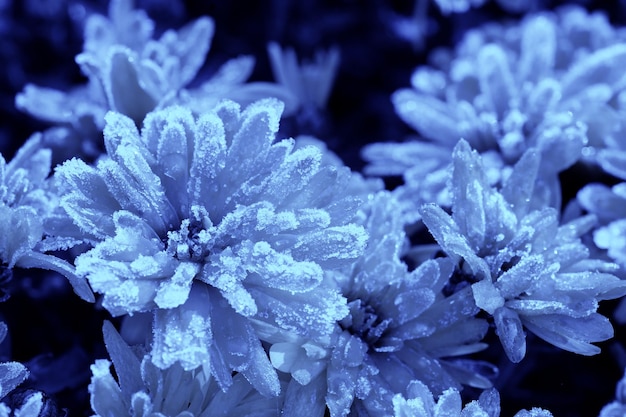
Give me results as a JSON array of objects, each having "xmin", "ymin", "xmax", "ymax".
[
  {"xmin": 15, "ymin": 0, "xmax": 290, "ymax": 161},
  {"xmin": 577, "ymin": 182, "xmax": 626, "ymax": 266},
  {"xmin": 267, "ymin": 191, "xmax": 494, "ymax": 416},
  {"xmin": 0, "ymin": 321, "xmax": 46, "ymax": 417},
  {"xmin": 420, "ymin": 139, "xmax": 626, "ymax": 362},
  {"xmin": 267, "ymin": 42, "xmax": 340, "ymax": 116},
  {"xmin": 0, "ymin": 134, "xmax": 93, "ymax": 302},
  {"xmin": 56, "ymin": 98, "xmax": 367, "ymax": 394},
  {"xmin": 363, "ymin": 6, "xmax": 626, "ymax": 224},
  {"xmin": 392, "ymin": 380, "xmax": 552, "ymax": 417},
  {"xmin": 89, "ymin": 321, "xmax": 285, "ymax": 417}
]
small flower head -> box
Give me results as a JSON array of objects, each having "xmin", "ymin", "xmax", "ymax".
[
  {"xmin": 0, "ymin": 134, "xmax": 93, "ymax": 301},
  {"xmin": 421, "ymin": 139, "xmax": 626, "ymax": 362},
  {"xmin": 271, "ymin": 192, "xmax": 493, "ymax": 416}
]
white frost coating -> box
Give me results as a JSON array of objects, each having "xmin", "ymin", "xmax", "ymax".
[{"xmin": 151, "ymin": 284, "xmax": 212, "ymax": 371}]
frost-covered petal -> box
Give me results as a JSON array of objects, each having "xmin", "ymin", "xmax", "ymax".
[
  {"xmin": 151, "ymin": 283, "xmax": 212, "ymax": 371},
  {"xmin": 0, "ymin": 362, "xmax": 28, "ymax": 400},
  {"xmin": 392, "ymin": 89, "xmax": 459, "ymax": 142},
  {"xmin": 57, "ymin": 158, "xmax": 120, "ymax": 239},
  {"xmin": 420, "ymin": 203, "xmax": 490, "ymax": 279}
]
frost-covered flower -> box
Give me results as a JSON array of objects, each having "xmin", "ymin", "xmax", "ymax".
[
  {"xmin": 392, "ymin": 380, "xmax": 552, "ymax": 417},
  {"xmin": 267, "ymin": 192, "xmax": 494, "ymax": 416},
  {"xmin": 363, "ymin": 6, "xmax": 626, "ymax": 223},
  {"xmin": 57, "ymin": 98, "xmax": 366, "ymax": 395},
  {"xmin": 15, "ymin": 0, "xmax": 290, "ymax": 161},
  {"xmin": 420, "ymin": 139, "xmax": 626, "ymax": 363},
  {"xmin": 90, "ymin": 322, "xmax": 284, "ymax": 417},
  {"xmin": 0, "ymin": 134, "xmax": 92, "ymax": 301}
]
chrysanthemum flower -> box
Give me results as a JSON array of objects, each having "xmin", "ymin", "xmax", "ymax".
[
  {"xmin": 90, "ymin": 322, "xmax": 285, "ymax": 417},
  {"xmin": 392, "ymin": 380, "xmax": 552, "ymax": 417},
  {"xmin": 420, "ymin": 139, "xmax": 626, "ymax": 363},
  {"xmin": 363, "ymin": 6, "xmax": 626, "ymax": 223},
  {"xmin": 15, "ymin": 0, "xmax": 290, "ymax": 161},
  {"xmin": 268, "ymin": 191, "xmax": 493, "ymax": 416},
  {"xmin": 267, "ymin": 42, "xmax": 340, "ymax": 118},
  {"xmin": 578, "ymin": 182, "xmax": 626, "ymax": 267},
  {"xmin": 0, "ymin": 134, "xmax": 93, "ymax": 301},
  {"xmin": 56, "ymin": 98, "xmax": 366, "ymax": 395}
]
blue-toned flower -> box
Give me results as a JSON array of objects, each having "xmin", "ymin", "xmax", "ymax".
[
  {"xmin": 0, "ymin": 134, "xmax": 93, "ymax": 302},
  {"xmin": 576, "ymin": 182, "xmax": 626, "ymax": 324},
  {"xmin": 57, "ymin": 98, "xmax": 366, "ymax": 395},
  {"xmin": 0, "ymin": 392, "xmax": 45, "ymax": 417},
  {"xmin": 578, "ymin": 182, "xmax": 626, "ymax": 267},
  {"xmin": 15, "ymin": 0, "xmax": 290, "ymax": 161},
  {"xmin": 420, "ymin": 139, "xmax": 626, "ymax": 363},
  {"xmin": 0, "ymin": 323, "xmax": 28, "ymax": 404},
  {"xmin": 392, "ymin": 380, "xmax": 552, "ymax": 417},
  {"xmin": 90, "ymin": 321, "xmax": 284, "ymax": 417},
  {"xmin": 363, "ymin": 6, "xmax": 626, "ymax": 223},
  {"xmin": 266, "ymin": 191, "xmax": 494, "ymax": 416}
]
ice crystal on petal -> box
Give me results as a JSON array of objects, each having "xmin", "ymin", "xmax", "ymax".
[
  {"xmin": 0, "ymin": 363, "xmax": 28, "ymax": 401},
  {"xmin": 0, "ymin": 323, "xmax": 43, "ymax": 417},
  {"xmin": 59, "ymin": 99, "xmax": 364, "ymax": 391},
  {"xmin": 421, "ymin": 140, "xmax": 626, "ymax": 362}
]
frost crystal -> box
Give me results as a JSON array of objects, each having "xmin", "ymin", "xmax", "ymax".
[
  {"xmin": 57, "ymin": 99, "xmax": 366, "ymax": 393},
  {"xmin": 421, "ymin": 140, "xmax": 626, "ymax": 362}
]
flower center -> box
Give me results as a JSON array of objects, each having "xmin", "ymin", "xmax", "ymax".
[
  {"xmin": 339, "ymin": 298, "xmax": 391, "ymax": 349},
  {"xmin": 165, "ymin": 218, "xmax": 212, "ymax": 262}
]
